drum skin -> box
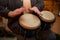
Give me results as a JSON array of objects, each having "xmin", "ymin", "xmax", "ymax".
[
  {"xmin": 40, "ymin": 11, "xmax": 55, "ymax": 22},
  {"xmin": 19, "ymin": 13, "xmax": 41, "ymax": 30}
]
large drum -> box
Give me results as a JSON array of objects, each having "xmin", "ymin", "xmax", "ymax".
[
  {"xmin": 18, "ymin": 12, "xmax": 41, "ymax": 37},
  {"xmin": 19, "ymin": 13, "xmax": 41, "ymax": 30},
  {"xmin": 40, "ymin": 11, "xmax": 56, "ymax": 30}
]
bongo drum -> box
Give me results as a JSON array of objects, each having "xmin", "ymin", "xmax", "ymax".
[
  {"xmin": 18, "ymin": 0, "xmax": 41, "ymax": 38},
  {"xmin": 40, "ymin": 11, "xmax": 55, "ymax": 22},
  {"xmin": 40, "ymin": 11, "xmax": 56, "ymax": 30}
]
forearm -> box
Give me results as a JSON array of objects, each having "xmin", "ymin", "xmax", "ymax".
[
  {"xmin": 8, "ymin": 7, "xmax": 25, "ymax": 18},
  {"xmin": 0, "ymin": 5, "xmax": 25, "ymax": 18}
]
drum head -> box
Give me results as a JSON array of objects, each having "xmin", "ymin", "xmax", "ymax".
[
  {"xmin": 19, "ymin": 13, "xmax": 41, "ymax": 30},
  {"xmin": 40, "ymin": 11, "xmax": 55, "ymax": 22}
]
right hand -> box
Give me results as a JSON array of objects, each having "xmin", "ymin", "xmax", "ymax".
[
  {"xmin": 8, "ymin": 7, "xmax": 25, "ymax": 18},
  {"xmin": 29, "ymin": 7, "xmax": 42, "ymax": 16}
]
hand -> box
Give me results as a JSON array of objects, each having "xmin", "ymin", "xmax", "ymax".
[
  {"xmin": 29, "ymin": 6, "xmax": 42, "ymax": 16},
  {"xmin": 8, "ymin": 7, "xmax": 25, "ymax": 17}
]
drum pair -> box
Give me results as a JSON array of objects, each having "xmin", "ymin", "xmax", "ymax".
[
  {"xmin": 19, "ymin": 11, "xmax": 55, "ymax": 30},
  {"xmin": 18, "ymin": 0, "xmax": 56, "ymax": 38},
  {"xmin": 18, "ymin": 11, "xmax": 56, "ymax": 38}
]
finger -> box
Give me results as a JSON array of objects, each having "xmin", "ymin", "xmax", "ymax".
[
  {"xmin": 28, "ymin": 8, "xmax": 33, "ymax": 13},
  {"xmin": 38, "ymin": 12, "xmax": 43, "ymax": 16},
  {"xmin": 29, "ymin": 8, "xmax": 34, "ymax": 11},
  {"xmin": 14, "ymin": 9, "xmax": 21, "ymax": 13}
]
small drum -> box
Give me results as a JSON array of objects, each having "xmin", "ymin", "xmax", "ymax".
[
  {"xmin": 40, "ymin": 11, "xmax": 55, "ymax": 22},
  {"xmin": 40, "ymin": 11, "xmax": 56, "ymax": 30}
]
